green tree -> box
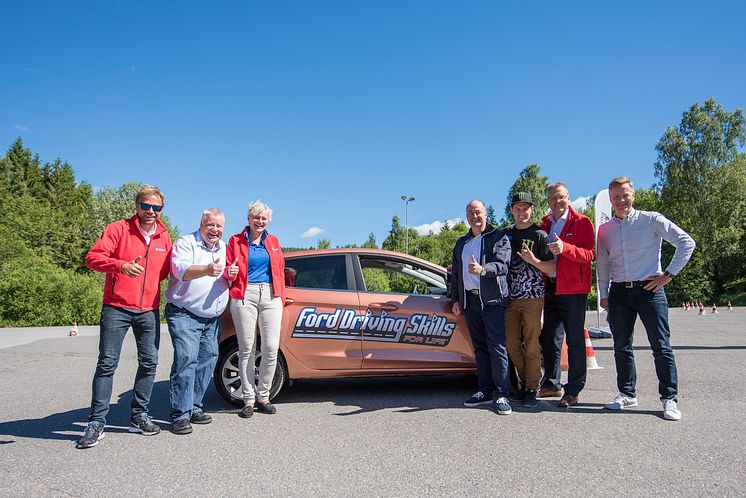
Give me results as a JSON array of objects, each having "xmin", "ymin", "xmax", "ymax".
[
  {"xmin": 654, "ymin": 99, "xmax": 746, "ymax": 300},
  {"xmin": 317, "ymin": 238, "xmax": 331, "ymax": 249},
  {"xmin": 502, "ymin": 164, "xmax": 549, "ymax": 226},
  {"xmin": 362, "ymin": 232, "xmax": 378, "ymax": 248}
]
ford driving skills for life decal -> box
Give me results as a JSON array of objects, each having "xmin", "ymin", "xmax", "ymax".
[{"xmin": 292, "ymin": 307, "xmax": 456, "ymax": 346}]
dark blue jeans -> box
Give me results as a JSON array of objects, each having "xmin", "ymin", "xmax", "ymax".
[
  {"xmin": 465, "ymin": 298, "xmax": 510, "ymax": 399},
  {"xmin": 165, "ymin": 304, "xmax": 220, "ymax": 422},
  {"xmin": 607, "ymin": 285, "xmax": 678, "ymax": 401},
  {"xmin": 89, "ymin": 305, "xmax": 160, "ymax": 424},
  {"xmin": 540, "ymin": 289, "xmax": 588, "ymax": 396}
]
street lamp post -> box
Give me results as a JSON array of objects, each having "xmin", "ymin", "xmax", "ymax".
[{"xmin": 401, "ymin": 195, "xmax": 415, "ymax": 254}]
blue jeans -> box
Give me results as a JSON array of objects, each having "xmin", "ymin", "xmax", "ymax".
[
  {"xmin": 464, "ymin": 297, "xmax": 510, "ymax": 399},
  {"xmin": 165, "ymin": 304, "xmax": 220, "ymax": 422},
  {"xmin": 540, "ymin": 289, "xmax": 588, "ymax": 396},
  {"xmin": 89, "ymin": 305, "xmax": 160, "ymax": 424},
  {"xmin": 607, "ymin": 285, "xmax": 678, "ymax": 401}
]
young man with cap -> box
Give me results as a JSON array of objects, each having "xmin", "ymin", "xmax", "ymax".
[
  {"xmin": 504, "ymin": 192, "xmax": 555, "ymax": 407},
  {"xmin": 539, "ymin": 182, "xmax": 595, "ymax": 408}
]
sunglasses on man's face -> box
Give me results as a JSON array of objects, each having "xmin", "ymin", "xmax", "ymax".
[{"xmin": 139, "ymin": 202, "xmax": 163, "ymax": 213}]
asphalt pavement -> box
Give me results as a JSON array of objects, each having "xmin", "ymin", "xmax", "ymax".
[{"xmin": 1, "ymin": 309, "xmax": 744, "ymax": 497}]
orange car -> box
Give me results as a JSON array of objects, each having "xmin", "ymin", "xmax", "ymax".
[{"xmin": 213, "ymin": 248, "xmax": 476, "ymax": 405}]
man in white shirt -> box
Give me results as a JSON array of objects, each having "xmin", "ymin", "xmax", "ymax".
[
  {"xmin": 165, "ymin": 208, "xmax": 230, "ymax": 434},
  {"xmin": 597, "ymin": 177, "xmax": 695, "ymax": 421}
]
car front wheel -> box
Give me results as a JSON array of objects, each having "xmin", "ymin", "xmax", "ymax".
[{"xmin": 213, "ymin": 338, "xmax": 288, "ymax": 406}]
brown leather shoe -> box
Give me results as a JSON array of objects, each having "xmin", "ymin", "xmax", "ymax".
[
  {"xmin": 538, "ymin": 387, "xmax": 562, "ymax": 398},
  {"xmin": 558, "ymin": 394, "xmax": 578, "ymax": 407}
]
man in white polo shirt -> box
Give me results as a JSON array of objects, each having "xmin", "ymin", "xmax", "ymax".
[{"xmin": 165, "ymin": 208, "xmax": 230, "ymax": 434}]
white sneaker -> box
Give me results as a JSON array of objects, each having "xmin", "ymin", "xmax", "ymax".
[
  {"xmin": 495, "ymin": 397, "xmax": 512, "ymax": 415},
  {"xmin": 605, "ymin": 393, "xmax": 639, "ymax": 410},
  {"xmin": 662, "ymin": 399, "xmax": 682, "ymax": 421}
]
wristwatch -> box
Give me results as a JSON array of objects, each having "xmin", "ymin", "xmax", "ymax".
[{"xmin": 663, "ymin": 271, "xmax": 673, "ymax": 278}]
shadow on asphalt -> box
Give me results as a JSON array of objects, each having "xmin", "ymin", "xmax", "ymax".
[
  {"xmin": 0, "ymin": 381, "xmax": 173, "ymax": 444},
  {"xmin": 593, "ymin": 345, "xmax": 746, "ymax": 351},
  {"xmin": 0, "ymin": 376, "xmax": 670, "ymax": 444}
]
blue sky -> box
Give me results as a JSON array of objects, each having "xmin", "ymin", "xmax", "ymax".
[{"xmin": 3, "ymin": 1, "xmax": 745, "ymax": 248}]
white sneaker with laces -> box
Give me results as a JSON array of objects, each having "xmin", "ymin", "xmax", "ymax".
[
  {"xmin": 662, "ymin": 399, "xmax": 682, "ymax": 421},
  {"xmin": 605, "ymin": 393, "xmax": 639, "ymax": 410}
]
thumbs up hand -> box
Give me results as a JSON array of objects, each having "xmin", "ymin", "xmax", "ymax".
[
  {"xmin": 468, "ymin": 254, "xmax": 483, "ymax": 275},
  {"xmin": 227, "ymin": 258, "xmax": 240, "ymax": 278},
  {"xmin": 206, "ymin": 257, "xmax": 224, "ymax": 277},
  {"xmin": 122, "ymin": 255, "xmax": 144, "ymax": 277},
  {"xmin": 548, "ymin": 232, "xmax": 564, "ymax": 255}
]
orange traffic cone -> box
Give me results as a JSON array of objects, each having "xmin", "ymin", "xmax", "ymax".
[
  {"xmin": 584, "ymin": 328, "xmax": 602, "ymax": 369},
  {"xmin": 560, "ymin": 336, "xmax": 568, "ymax": 372},
  {"xmin": 69, "ymin": 322, "xmax": 78, "ymax": 337},
  {"xmin": 698, "ymin": 304, "xmax": 706, "ymax": 316},
  {"xmin": 728, "ymin": 301, "xmax": 733, "ymax": 311},
  {"xmin": 712, "ymin": 303, "xmax": 719, "ymax": 314}
]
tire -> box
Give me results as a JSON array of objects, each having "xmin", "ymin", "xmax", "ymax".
[{"xmin": 213, "ymin": 337, "xmax": 288, "ymax": 406}]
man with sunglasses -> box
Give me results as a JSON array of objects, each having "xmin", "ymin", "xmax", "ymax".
[{"xmin": 78, "ymin": 185, "xmax": 172, "ymax": 449}]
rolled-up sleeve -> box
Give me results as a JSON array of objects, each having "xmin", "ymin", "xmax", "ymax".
[
  {"xmin": 654, "ymin": 214, "xmax": 696, "ymax": 276},
  {"xmin": 170, "ymin": 236, "xmax": 195, "ymax": 281}
]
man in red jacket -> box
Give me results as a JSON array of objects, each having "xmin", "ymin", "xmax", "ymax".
[
  {"xmin": 77, "ymin": 185, "xmax": 172, "ymax": 449},
  {"xmin": 539, "ymin": 183, "xmax": 595, "ymax": 407}
]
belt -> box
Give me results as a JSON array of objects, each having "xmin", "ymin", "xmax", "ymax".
[
  {"xmin": 611, "ymin": 281, "xmax": 648, "ymax": 289},
  {"xmin": 467, "ymin": 289, "xmax": 480, "ymax": 296}
]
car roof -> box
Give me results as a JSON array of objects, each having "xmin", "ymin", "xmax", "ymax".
[{"xmin": 283, "ymin": 247, "xmax": 446, "ymax": 272}]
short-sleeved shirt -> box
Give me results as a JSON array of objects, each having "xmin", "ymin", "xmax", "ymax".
[{"xmin": 506, "ymin": 224, "xmax": 553, "ymax": 299}]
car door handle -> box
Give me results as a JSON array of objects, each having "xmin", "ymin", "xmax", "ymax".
[
  {"xmin": 368, "ymin": 303, "xmax": 398, "ymax": 311},
  {"xmin": 285, "ymin": 298, "xmax": 295, "ymax": 304}
]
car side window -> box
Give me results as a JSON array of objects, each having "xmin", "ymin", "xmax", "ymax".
[
  {"xmin": 359, "ymin": 256, "xmax": 447, "ymax": 295},
  {"xmin": 285, "ymin": 255, "xmax": 349, "ymax": 290}
]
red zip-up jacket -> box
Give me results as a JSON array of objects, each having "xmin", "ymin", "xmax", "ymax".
[
  {"xmin": 540, "ymin": 206, "xmax": 594, "ymax": 295},
  {"xmin": 86, "ymin": 215, "xmax": 172, "ymax": 311},
  {"xmin": 224, "ymin": 229, "xmax": 286, "ymax": 305}
]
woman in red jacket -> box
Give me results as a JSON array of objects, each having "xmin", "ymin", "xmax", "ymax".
[{"xmin": 225, "ymin": 200, "xmax": 286, "ymax": 418}]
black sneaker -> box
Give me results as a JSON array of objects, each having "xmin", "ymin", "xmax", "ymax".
[
  {"xmin": 257, "ymin": 401, "xmax": 277, "ymax": 414},
  {"xmin": 464, "ymin": 391, "xmax": 492, "ymax": 407},
  {"xmin": 508, "ymin": 389, "xmax": 526, "ymax": 403},
  {"xmin": 76, "ymin": 422, "xmax": 105, "ymax": 449},
  {"xmin": 129, "ymin": 414, "xmax": 161, "ymax": 436},
  {"xmin": 190, "ymin": 412, "xmax": 212, "ymax": 425},
  {"xmin": 171, "ymin": 419, "xmax": 193, "ymax": 435},
  {"xmin": 523, "ymin": 389, "xmax": 538, "ymax": 407}
]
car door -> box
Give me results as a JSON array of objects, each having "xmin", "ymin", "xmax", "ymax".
[
  {"xmin": 282, "ymin": 253, "xmax": 363, "ymax": 370},
  {"xmin": 355, "ymin": 254, "xmax": 475, "ymax": 369}
]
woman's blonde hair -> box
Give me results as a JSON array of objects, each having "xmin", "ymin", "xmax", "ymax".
[{"xmin": 248, "ymin": 200, "xmax": 272, "ymax": 220}]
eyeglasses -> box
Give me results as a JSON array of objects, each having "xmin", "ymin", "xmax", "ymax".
[{"xmin": 139, "ymin": 202, "xmax": 163, "ymax": 213}]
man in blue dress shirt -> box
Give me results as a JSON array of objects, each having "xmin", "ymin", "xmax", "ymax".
[
  {"xmin": 165, "ymin": 208, "xmax": 230, "ymax": 434},
  {"xmin": 597, "ymin": 177, "xmax": 695, "ymax": 421}
]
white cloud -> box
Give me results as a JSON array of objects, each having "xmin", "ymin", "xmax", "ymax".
[
  {"xmin": 14, "ymin": 124, "xmax": 29, "ymax": 133},
  {"xmin": 414, "ymin": 217, "xmax": 463, "ymax": 235},
  {"xmin": 301, "ymin": 226, "xmax": 326, "ymax": 238},
  {"xmin": 571, "ymin": 195, "xmax": 591, "ymax": 210}
]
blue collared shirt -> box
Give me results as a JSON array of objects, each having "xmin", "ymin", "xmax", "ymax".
[
  {"xmin": 597, "ymin": 208, "xmax": 695, "ymax": 299},
  {"xmin": 166, "ymin": 231, "xmax": 229, "ymax": 318}
]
